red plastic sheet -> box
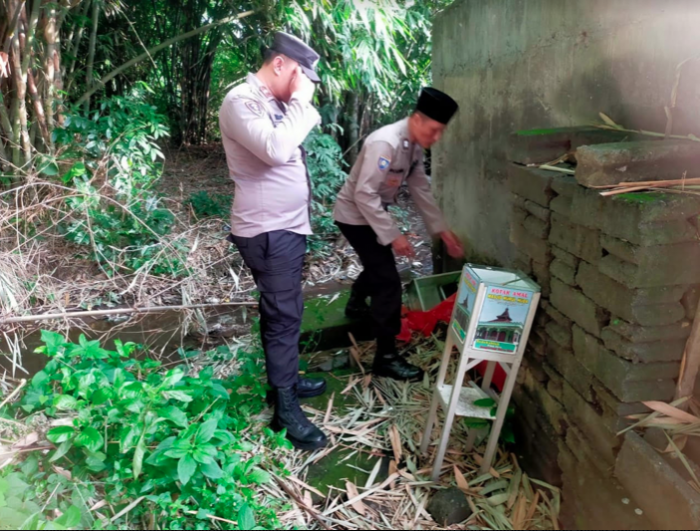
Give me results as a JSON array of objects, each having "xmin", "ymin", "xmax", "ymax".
[{"xmin": 397, "ymin": 293, "xmax": 506, "ymax": 391}]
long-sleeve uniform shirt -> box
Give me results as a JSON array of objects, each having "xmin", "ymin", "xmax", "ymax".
[
  {"xmin": 219, "ymin": 73, "xmax": 321, "ymax": 237},
  {"xmin": 333, "ymin": 118, "xmax": 447, "ymax": 246}
]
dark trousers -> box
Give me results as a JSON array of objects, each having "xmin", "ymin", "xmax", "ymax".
[
  {"xmin": 229, "ymin": 230, "xmax": 306, "ymax": 389},
  {"xmin": 336, "ymin": 222, "xmax": 401, "ymax": 353}
]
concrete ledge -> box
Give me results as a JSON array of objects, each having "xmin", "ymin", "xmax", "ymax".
[{"xmin": 615, "ymin": 431, "xmax": 700, "ymax": 530}]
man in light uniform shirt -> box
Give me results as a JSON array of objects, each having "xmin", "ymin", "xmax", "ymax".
[
  {"xmin": 334, "ymin": 88, "xmax": 464, "ymax": 382},
  {"xmin": 219, "ymin": 32, "xmax": 327, "ymax": 451}
]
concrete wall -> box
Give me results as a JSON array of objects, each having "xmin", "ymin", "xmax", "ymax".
[{"xmin": 432, "ymin": 0, "xmax": 700, "ymax": 266}]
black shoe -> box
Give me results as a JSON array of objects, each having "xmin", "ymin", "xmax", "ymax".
[
  {"xmin": 372, "ymin": 352, "xmax": 424, "ymax": 382},
  {"xmin": 266, "ymin": 377, "xmax": 327, "ymax": 406},
  {"xmin": 298, "ymin": 376, "xmax": 327, "ymax": 399},
  {"xmin": 345, "ymin": 291, "xmax": 370, "ymax": 319},
  {"xmin": 270, "ymin": 386, "xmax": 328, "ymax": 451}
]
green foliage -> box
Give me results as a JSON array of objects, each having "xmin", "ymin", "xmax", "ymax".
[
  {"xmin": 304, "ymin": 130, "xmax": 348, "ymax": 255},
  {"xmin": 467, "ymin": 398, "xmax": 517, "ymax": 444},
  {"xmin": 0, "ymin": 470, "xmax": 87, "ymax": 530},
  {"xmin": 2, "ymin": 332, "xmax": 290, "ymax": 529},
  {"xmin": 187, "ymin": 191, "xmax": 232, "ymax": 220},
  {"xmin": 287, "ymin": 0, "xmax": 454, "ymax": 129},
  {"xmin": 50, "ymin": 91, "xmax": 188, "ymax": 276}
]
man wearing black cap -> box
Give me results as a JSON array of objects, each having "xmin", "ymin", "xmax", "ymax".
[
  {"xmin": 219, "ymin": 32, "xmax": 327, "ymax": 451},
  {"xmin": 333, "ymin": 88, "xmax": 464, "ymax": 381}
]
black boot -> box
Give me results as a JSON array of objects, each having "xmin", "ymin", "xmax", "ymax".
[
  {"xmin": 345, "ymin": 290, "xmax": 370, "ymax": 319},
  {"xmin": 298, "ymin": 376, "xmax": 327, "ymax": 399},
  {"xmin": 266, "ymin": 376, "xmax": 326, "ymax": 406},
  {"xmin": 270, "ymin": 386, "xmax": 328, "ymax": 451},
  {"xmin": 372, "ymin": 351, "xmax": 424, "ymax": 382}
]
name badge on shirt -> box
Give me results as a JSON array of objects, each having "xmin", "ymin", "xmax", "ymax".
[{"xmin": 387, "ymin": 175, "xmax": 402, "ymax": 187}]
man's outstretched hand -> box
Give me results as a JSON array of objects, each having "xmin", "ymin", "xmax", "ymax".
[
  {"xmin": 392, "ymin": 235, "xmax": 415, "ymax": 258},
  {"xmin": 441, "ymin": 230, "xmax": 464, "ymax": 259}
]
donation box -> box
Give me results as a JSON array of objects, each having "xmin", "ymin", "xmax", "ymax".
[{"xmin": 421, "ymin": 264, "xmax": 541, "ymax": 480}]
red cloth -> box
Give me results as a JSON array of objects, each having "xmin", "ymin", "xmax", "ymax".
[
  {"xmin": 397, "ymin": 293, "xmax": 457, "ymax": 342},
  {"xmin": 397, "ymin": 292, "xmax": 506, "ymax": 391}
]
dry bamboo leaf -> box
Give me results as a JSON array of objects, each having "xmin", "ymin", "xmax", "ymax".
[
  {"xmin": 288, "ymin": 475, "xmax": 325, "ymax": 499},
  {"xmin": 389, "ymin": 459, "xmax": 398, "ymax": 477},
  {"xmin": 467, "ymin": 495, "xmax": 479, "ymax": 517},
  {"xmin": 362, "ymin": 374, "xmax": 372, "ymax": 389},
  {"xmin": 599, "ymin": 112, "xmax": 622, "ymax": 129},
  {"xmin": 349, "ymin": 346, "xmax": 366, "ymax": 375},
  {"xmin": 341, "ymin": 377, "xmax": 359, "ymax": 395},
  {"xmin": 642, "ymin": 401, "xmax": 700, "ymax": 424},
  {"xmin": 303, "ymin": 490, "xmax": 313, "ymax": 509},
  {"xmin": 521, "ymin": 473, "xmax": 534, "ymax": 502},
  {"xmin": 52, "ymin": 466, "xmax": 71, "ymax": 480},
  {"xmin": 374, "ymin": 387, "xmax": 387, "ymax": 406},
  {"xmin": 89, "ymin": 500, "xmax": 108, "ymax": 512},
  {"xmin": 507, "ymin": 468, "xmax": 523, "ymax": 509},
  {"xmin": 324, "ymin": 392, "xmax": 335, "ymax": 425},
  {"xmin": 525, "ymin": 491, "xmax": 541, "ymax": 527},
  {"xmin": 454, "ymin": 465, "xmax": 470, "ymax": 492},
  {"xmin": 389, "ymin": 425, "xmax": 402, "ymax": 463},
  {"xmin": 345, "ymin": 481, "xmax": 367, "ymax": 516},
  {"xmin": 511, "ymin": 495, "xmax": 527, "ymax": 530}
]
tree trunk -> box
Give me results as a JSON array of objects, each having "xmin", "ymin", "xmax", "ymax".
[{"xmin": 343, "ymin": 89, "xmax": 360, "ymax": 167}]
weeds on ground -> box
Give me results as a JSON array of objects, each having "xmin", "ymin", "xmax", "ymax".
[
  {"xmin": 0, "ymin": 330, "xmax": 289, "ymax": 530},
  {"xmin": 47, "ymin": 89, "xmax": 187, "ymax": 276},
  {"xmin": 186, "ymin": 191, "xmax": 232, "ymax": 220}
]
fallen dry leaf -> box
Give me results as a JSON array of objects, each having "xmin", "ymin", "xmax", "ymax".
[
  {"xmin": 345, "ymin": 481, "xmax": 367, "ymax": 516},
  {"xmin": 389, "ymin": 425, "xmax": 402, "ymax": 463},
  {"xmin": 643, "ymin": 401, "xmax": 700, "ymax": 424},
  {"xmin": 454, "ymin": 465, "xmax": 470, "ymax": 493}
]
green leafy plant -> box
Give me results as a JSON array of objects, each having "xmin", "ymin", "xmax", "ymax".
[
  {"xmin": 304, "ymin": 130, "xmax": 348, "ymax": 255},
  {"xmin": 3, "ymin": 331, "xmax": 290, "ymax": 529},
  {"xmin": 186, "ymin": 191, "xmax": 232, "ymax": 220},
  {"xmin": 50, "ymin": 91, "xmax": 187, "ymax": 276}
]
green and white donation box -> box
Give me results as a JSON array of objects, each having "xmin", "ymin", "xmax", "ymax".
[{"xmin": 420, "ymin": 264, "xmax": 541, "ymax": 480}]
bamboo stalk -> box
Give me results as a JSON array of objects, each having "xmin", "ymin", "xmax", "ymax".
[
  {"xmin": 538, "ymin": 164, "xmax": 575, "ymax": 175},
  {"xmin": 9, "ymin": 14, "xmax": 22, "ymax": 167},
  {"xmin": 599, "ymin": 186, "xmax": 650, "ymax": 197},
  {"xmin": 43, "ymin": 2, "xmax": 58, "ymax": 136},
  {"xmin": 26, "ymin": 68, "xmax": 50, "ymax": 147},
  {"xmin": 83, "ymin": 0, "xmax": 99, "ymax": 112},
  {"xmin": 0, "ymin": 301, "xmax": 258, "ymax": 325},
  {"xmin": 597, "ymin": 124, "xmax": 700, "ymax": 143},
  {"xmin": 76, "ymin": 9, "xmax": 257, "ymax": 106},
  {"xmin": 63, "ymin": 0, "xmax": 91, "ymax": 94},
  {"xmin": 599, "ymin": 177, "xmax": 700, "ymax": 189}
]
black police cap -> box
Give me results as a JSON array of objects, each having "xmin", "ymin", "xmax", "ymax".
[
  {"xmin": 270, "ymin": 32, "xmax": 321, "ymax": 84},
  {"xmin": 415, "ymin": 87, "xmax": 459, "ymax": 124}
]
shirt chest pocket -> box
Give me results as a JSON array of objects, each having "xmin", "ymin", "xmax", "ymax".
[{"xmin": 384, "ymin": 167, "xmax": 406, "ymax": 189}]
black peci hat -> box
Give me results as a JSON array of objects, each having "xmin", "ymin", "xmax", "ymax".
[
  {"xmin": 415, "ymin": 87, "xmax": 459, "ymax": 124},
  {"xmin": 270, "ymin": 32, "xmax": 321, "ymax": 84}
]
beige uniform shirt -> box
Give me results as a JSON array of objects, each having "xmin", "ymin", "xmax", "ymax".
[
  {"xmin": 334, "ymin": 118, "xmax": 448, "ymax": 246},
  {"xmin": 219, "ymin": 73, "xmax": 321, "ymax": 237}
]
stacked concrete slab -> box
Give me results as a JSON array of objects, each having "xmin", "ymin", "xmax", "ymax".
[{"xmin": 507, "ymin": 128, "xmax": 700, "ymax": 530}]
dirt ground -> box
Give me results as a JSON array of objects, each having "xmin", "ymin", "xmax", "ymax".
[{"xmin": 158, "ymin": 142, "xmax": 436, "ymax": 284}]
